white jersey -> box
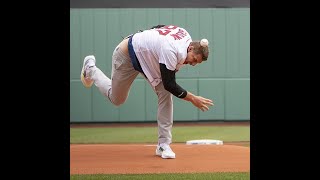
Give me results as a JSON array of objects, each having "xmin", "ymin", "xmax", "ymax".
[{"xmin": 132, "ymin": 25, "xmax": 192, "ymax": 87}]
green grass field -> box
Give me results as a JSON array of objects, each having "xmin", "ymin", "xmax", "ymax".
[
  {"xmin": 70, "ymin": 126, "xmax": 250, "ymax": 144},
  {"xmin": 70, "ymin": 125, "xmax": 250, "ymax": 179},
  {"xmin": 70, "ymin": 172, "xmax": 250, "ymax": 180}
]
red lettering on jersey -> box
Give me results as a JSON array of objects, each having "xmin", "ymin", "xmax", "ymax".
[
  {"xmin": 156, "ymin": 25, "xmax": 178, "ymax": 36},
  {"xmin": 157, "ymin": 29, "xmax": 171, "ymax": 36},
  {"xmin": 156, "ymin": 25, "xmax": 188, "ymax": 40},
  {"xmin": 170, "ymin": 33, "xmax": 182, "ymax": 40},
  {"xmin": 162, "ymin": 25, "xmax": 178, "ymax": 29},
  {"xmin": 170, "ymin": 28, "xmax": 187, "ymax": 40}
]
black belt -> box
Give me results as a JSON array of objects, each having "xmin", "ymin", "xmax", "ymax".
[{"xmin": 128, "ymin": 35, "xmax": 146, "ymax": 78}]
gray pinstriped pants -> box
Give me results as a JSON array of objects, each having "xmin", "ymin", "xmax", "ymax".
[{"xmin": 91, "ymin": 45, "xmax": 173, "ymax": 145}]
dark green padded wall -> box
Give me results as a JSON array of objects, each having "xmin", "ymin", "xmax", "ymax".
[{"xmin": 70, "ymin": 8, "xmax": 250, "ymax": 122}]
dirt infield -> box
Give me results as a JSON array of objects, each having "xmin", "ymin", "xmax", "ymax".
[{"xmin": 70, "ymin": 143, "xmax": 250, "ymax": 174}]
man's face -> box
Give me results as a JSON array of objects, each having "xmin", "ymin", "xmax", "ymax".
[{"xmin": 184, "ymin": 46, "xmax": 203, "ymax": 66}]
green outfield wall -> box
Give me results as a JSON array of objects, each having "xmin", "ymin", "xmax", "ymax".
[{"xmin": 70, "ymin": 8, "xmax": 250, "ymax": 122}]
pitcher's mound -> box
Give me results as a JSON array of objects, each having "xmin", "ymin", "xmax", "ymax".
[{"xmin": 70, "ymin": 143, "xmax": 250, "ymax": 174}]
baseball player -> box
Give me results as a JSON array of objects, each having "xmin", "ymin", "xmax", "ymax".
[{"xmin": 81, "ymin": 25, "xmax": 214, "ymax": 159}]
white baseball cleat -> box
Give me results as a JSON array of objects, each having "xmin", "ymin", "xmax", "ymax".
[
  {"xmin": 80, "ymin": 55, "xmax": 96, "ymax": 88},
  {"xmin": 155, "ymin": 143, "xmax": 176, "ymax": 159}
]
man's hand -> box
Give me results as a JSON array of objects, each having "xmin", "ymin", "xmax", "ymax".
[
  {"xmin": 183, "ymin": 92, "xmax": 214, "ymax": 112},
  {"xmin": 191, "ymin": 95, "xmax": 214, "ymax": 111}
]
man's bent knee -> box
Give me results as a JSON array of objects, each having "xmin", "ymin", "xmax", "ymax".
[
  {"xmin": 109, "ymin": 97, "xmax": 126, "ymax": 107},
  {"xmin": 112, "ymin": 101, "xmax": 124, "ymax": 107},
  {"xmin": 106, "ymin": 89, "xmax": 127, "ymax": 106}
]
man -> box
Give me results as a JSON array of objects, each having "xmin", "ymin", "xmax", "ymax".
[{"xmin": 80, "ymin": 25, "xmax": 214, "ymax": 159}]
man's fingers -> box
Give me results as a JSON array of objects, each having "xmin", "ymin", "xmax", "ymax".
[
  {"xmin": 200, "ymin": 97, "xmax": 213, "ymax": 103},
  {"xmin": 196, "ymin": 96, "xmax": 214, "ymax": 111},
  {"xmin": 199, "ymin": 105, "xmax": 209, "ymax": 111},
  {"xmin": 204, "ymin": 101, "xmax": 214, "ymax": 106}
]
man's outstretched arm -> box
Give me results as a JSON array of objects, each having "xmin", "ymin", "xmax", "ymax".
[{"xmin": 160, "ymin": 63, "xmax": 214, "ymax": 111}]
